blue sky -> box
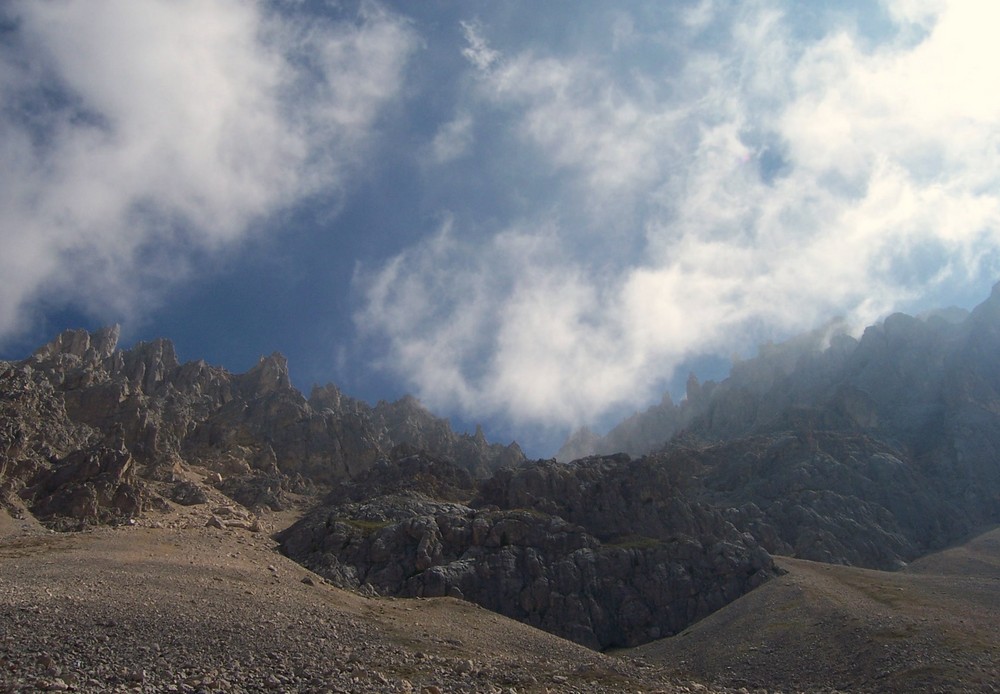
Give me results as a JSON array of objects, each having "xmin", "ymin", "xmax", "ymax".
[{"xmin": 2, "ymin": 0, "xmax": 999, "ymax": 456}]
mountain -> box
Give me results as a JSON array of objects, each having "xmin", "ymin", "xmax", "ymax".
[
  {"xmin": 559, "ymin": 293, "xmax": 991, "ymax": 472},
  {"xmin": 553, "ymin": 285, "xmax": 1000, "ymax": 570},
  {"xmin": 0, "ymin": 326, "xmax": 522, "ymax": 527},
  {"xmin": 4, "ymin": 285, "xmax": 1000, "ymax": 673},
  {"xmin": 0, "ymin": 324, "xmax": 780, "ymax": 651}
]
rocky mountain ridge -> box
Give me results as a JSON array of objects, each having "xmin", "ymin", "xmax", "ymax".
[
  {"xmin": 0, "ymin": 326, "xmax": 782, "ymax": 649},
  {"xmin": 1, "ymin": 325, "xmax": 523, "ymax": 528},
  {"xmin": 554, "ymin": 285, "xmax": 1000, "ymax": 569},
  {"xmin": 560, "ymin": 288, "xmax": 999, "ymax": 470}
]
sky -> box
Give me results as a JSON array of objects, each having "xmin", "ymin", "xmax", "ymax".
[{"xmin": 1, "ymin": 0, "xmax": 999, "ymax": 457}]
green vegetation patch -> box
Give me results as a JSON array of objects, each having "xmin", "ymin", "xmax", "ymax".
[
  {"xmin": 602, "ymin": 535, "xmax": 664, "ymax": 551},
  {"xmin": 506, "ymin": 507, "xmax": 550, "ymax": 520}
]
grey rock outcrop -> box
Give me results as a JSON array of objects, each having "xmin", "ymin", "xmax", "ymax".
[
  {"xmin": 1, "ymin": 326, "xmax": 523, "ymax": 525},
  {"xmin": 307, "ymin": 387, "xmax": 525, "ymax": 479},
  {"xmin": 27, "ymin": 437, "xmax": 145, "ymax": 529},
  {"xmin": 0, "ymin": 358, "xmax": 141, "ymax": 527},
  {"xmin": 555, "ymin": 285, "xmax": 1000, "ymax": 569},
  {"xmin": 665, "ymin": 431, "xmax": 969, "ymax": 569},
  {"xmin": 280, "ymin": 453, "xmax": 777, "ymax": 650},
  {"xmin": 558, "ymin": 390, "xmax": 696, "ymax": 461}
]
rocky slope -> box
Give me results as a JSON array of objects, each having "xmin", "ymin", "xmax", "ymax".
[
  {"xmin": 1, "ymin": 509, "xmax": 725, "ymax": 694},
  {"xmin": 4, "ymin": 475, "xmax": 995, "ymax": 694},
  {"xmin": 0, "ymin": 326, "xmax": 522, "ymax": 528},
  {"xmin": 279, "ymin": 453, "xmax": 776, "ymax": 650},
  {"xmin": 557, "ymin": 285, "xmax": 1000, "ymax": 570},
  {"xmin": 662, "ymin": 431, "xmax": 973, "ymax": 570}
]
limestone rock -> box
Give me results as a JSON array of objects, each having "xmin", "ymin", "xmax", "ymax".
[
  {"xmin": 170, "ymin": 480, "xmax": 208, "ymax": 506},
  {"xmin": 2, "ymin": 326, "xmax": 524, "ymax": 530},
  {"xmin": 279, "ymin": 454, "xmax": 777, "ymax": 650},
  {"xmin": 555, "ymin": 284, "xmax": 1000, "ymax": 569},
  {"xmin": 23, "ymin": 440, "xmax": 146, "ymax": 527}
]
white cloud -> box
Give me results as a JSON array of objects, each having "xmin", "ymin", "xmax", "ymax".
[
  {"xmin": 682, "ymin": 0, "xmax": 718, "ymax": 30},
  {"xmin": 483, "ymin": 51, "xmax": 675, "ymax": 197},
  {"xmin": 884, "ymin": 0, "xmax": 947, "ymax": 27},
  {"xmin": 460, "ymin": 20, "xmax": 500, "ymax": 72},
  {"xmin": 429, "ymin": 111, "xmax": 474, "ymax": 163},
  {"xmin": 359, "ymin": 1, "xmax": 1000, "ymax": 431},
  {"xmin": 0, "ymin": 0, "xmax": 415, "ymax": 337}
]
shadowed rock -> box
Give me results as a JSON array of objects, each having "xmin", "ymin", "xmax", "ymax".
[{"xmin": 280, "ymin": 453, "xmax": 777, "ymax": 650}]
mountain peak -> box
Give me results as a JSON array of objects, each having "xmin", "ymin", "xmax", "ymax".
[
  {"xmin": 240, "ymin": 352, "xmax": 291, "ymax": 396},
  {"xmin": 33, "ymin": 325, "xmax": 120, "ymax": 362}
]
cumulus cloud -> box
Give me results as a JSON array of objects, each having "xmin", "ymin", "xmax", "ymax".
[
  {"xmin": 0, "ymin": 0, "xmax": 415, "ymax": 337},
  {"xmin": 358, "ymin": 1, "xmax": 1000, "ymax": 430}
]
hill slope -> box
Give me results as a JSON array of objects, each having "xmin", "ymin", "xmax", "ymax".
[
  {"xmin": 0, "ymin": 505, "xmax": 728, "ymax": 694},
  {"xmin": 631, "ymin": 526, "xmax": 1000, "ymax": 692}
]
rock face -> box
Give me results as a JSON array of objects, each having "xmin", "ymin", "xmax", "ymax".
[
  {"xmin": 658, "ymin": 432, "xmax": 969, "ymax": 569},
  {"xmin": 280, "ymin": 453, "xmax": 777, "ymax": 650},
  {"xmin": 555, "ymin": 285, "xmax": 1000, "ymax": 569},
  {"xmin": 27, "ymin": 438, "xmax": 145, "ymax": 529},
  {"xmin": 0, "ymin": 358, "xmax": 144, "ymax": 528},
  {"xmin": 1, "ymin": 327, "xmax": 523, "ymax": 525}
]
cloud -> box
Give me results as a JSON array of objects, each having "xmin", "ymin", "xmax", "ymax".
[
  {"xmin": 485, "ymin": 52, "xmax": 670, "ymax": 197},
  {"xmin": 0, "ymin": 0, "xmax": 415, "ymax": 337},
  {"xmin": 356, "ymin": 217, "xmax": 621, "ymax": 423},
  {"xmin": 358, "ymin": 1, "xmax": 1000, "ymax": 431},
  {"xmin": 460, "ymin": 20, "xmax": 500, "ymax": 72},
  {"xmin": 429, "ymin": 111, "xmax": 474, "ymax": 164}
]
